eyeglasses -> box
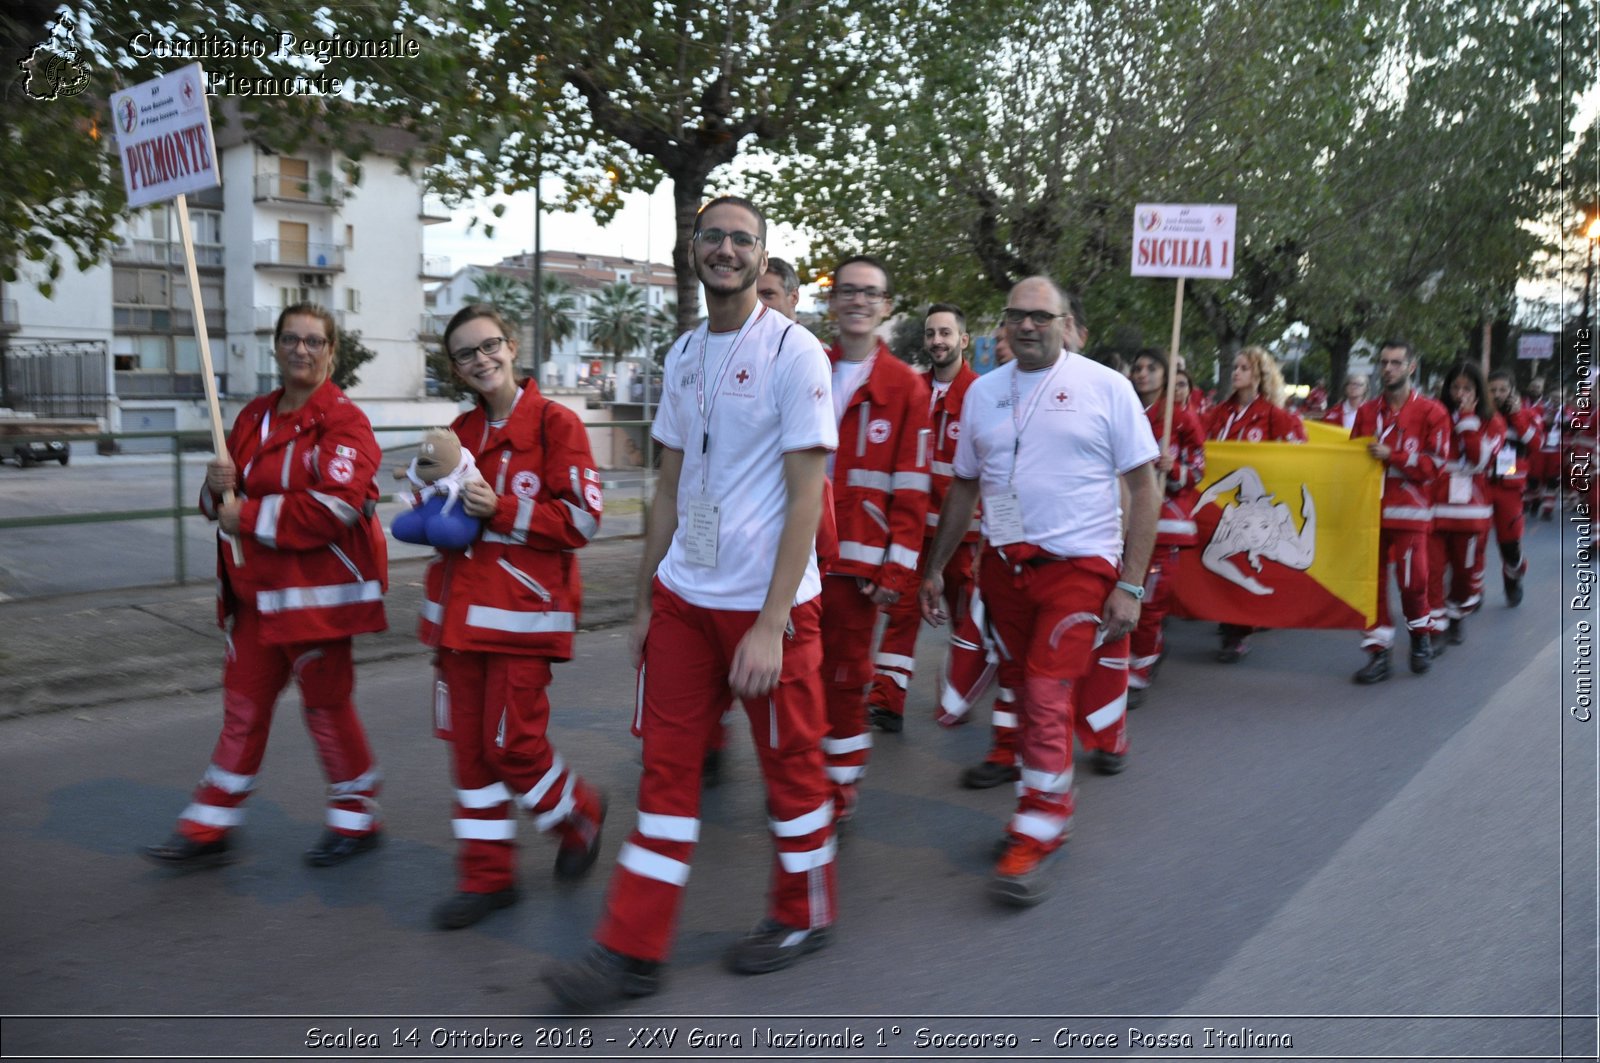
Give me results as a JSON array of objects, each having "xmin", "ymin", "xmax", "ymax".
[
  {"xmin": 276, "ymin": 333, "xmax": 329, "ymax": 353},
  {"xmin": 449, "ymin": 335, "xmax": 507, "ymax": 366},
  {"xmin": 1001, "ymin": 308, "xmax": 1065, "ymax": 327},
  {"xmin": 832, "ymin": 285, "xmax": 887, "ymax": 303},
  {"xmin": 695, "ymin": 228, "xmax": 762, "ymax": 250}
]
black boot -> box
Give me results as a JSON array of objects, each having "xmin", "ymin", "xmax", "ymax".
[
  {"xmin": 1446, "ymin": 617, "xmax": 1465, "ymax": 645},
  {"xmin": 1353, "ymin": 649, "xmax": 1390, "ymax": 684},
  {"xmin": 1409, "ymin": 632, "xmax": 1433, "ymax": 674}
]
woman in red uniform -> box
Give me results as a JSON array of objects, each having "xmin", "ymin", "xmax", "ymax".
[
  {"xmin": 420, "ymin": 305, "xmax": 608, "ymax": 930},
  {"xmin": 145, "ymin": 305, "xmax": 387, "ymax": 869},
  {"xmin": 1127, "ymin": 349, "xmax": 1205, "ymax": 705},
  {"xmin": 1430, "ymin": 361, "xmax": 1504, "ymax": 646},
  {"xmin": 1203, "ymin": 345, "xmax": 1305, "ymax": 662}
]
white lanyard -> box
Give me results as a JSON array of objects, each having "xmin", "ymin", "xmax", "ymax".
[
  {"xmin": 1220, "ymin": 396, "xmax": 1257, "ymax": 441},
  {"xmin": 694, "ymin": 302, "xmax": 766, "ymax": 493},
  {"xmin": 1006, "ymin": 354, "xmax": 1066, "ymax": 483}
]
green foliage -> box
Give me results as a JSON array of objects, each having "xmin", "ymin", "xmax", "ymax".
[
  {"xmin": 888, "ymin": 315, "xmax": 924, "ymax": 367},
  {"xmin": 587, "ymin": 280, "xmax": 647, "ymax": 360},
  {"xmin": 469, "ymin": 271, "xmax": 532, "ymax": 324},
  {"xmin": 530, "ymin": 273, "xmax": 578, "ymax": 366},
  {"xmin": 332, "ymin": 329, "xmax": 378, "ymax": 391}
]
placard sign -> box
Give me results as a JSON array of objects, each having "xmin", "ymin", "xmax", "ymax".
[
  {"xmin": 1517, "ymin": 333, "xmax": 1554, "ymax": 361},
  {"xmin": 1131, "ymin": 203, "xmax": 1237, "ymax": 280},
  {"xmin": 109, "ymin": 63, "xmax": 219, "ymax": 208}
]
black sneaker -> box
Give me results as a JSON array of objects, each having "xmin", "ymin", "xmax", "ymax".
[
  {"xmin": 960, "ymin": 760, "xmax": 1020, "ymax": 789},
  {"xmin": 1352, "ymin": 649, "xmax": 1390, "ymax": 685},
  {"xmin": 1504, "ymin": 570, "xmax": 1524, "ymax": 607},
  {"xmin": 143, "ymin": 833, "xmax": 232, "ymax": 869},
  {"xmin": 543, "ymin": 944, "xmax": 661, "ymax": 1010},
  {"xmin": 304, "ymin": 828, "xmax": 381, "ymax": 868},
  {"xmin": 1126, "ymin": 685, "xmax": 1147, "ymax": 710},
  {"xmin": 432, "ymin": 888, "xmax": 518, "ymax": 930},
  {"xmin": 1447, "ymin": 617, "xmax": 1465, "ymax": 645},
  {"xmin": 554, "ymin": 794, "xmax": 607, "ymax": 882},
  {"xmin": 1409, "ymin": 633, "xmax": 1434, "ymax": 674},
  {"xmin": 867, "ymin": 706, "xmax": 904, "ymax": 733},
  {"xmin": 725, "ymin": 918, "xmax": 830, "ymax": 975},
  {"xmin": 1089, "ymin": 749, "xmax": 1126, "ymax": 775},
  {"xmin": 1216, "ymin": 634, "xmax": 1250, "ymax": 663}
]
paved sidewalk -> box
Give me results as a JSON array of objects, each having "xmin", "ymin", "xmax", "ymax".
[{"xmin": 0, "ymin": 536, "xmax": 644, "ymax": 719}]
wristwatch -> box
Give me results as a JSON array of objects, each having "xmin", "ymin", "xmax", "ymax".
[{"xmin": 1114, "ymin": 579, "xmax": 1146, "ymax": 600}]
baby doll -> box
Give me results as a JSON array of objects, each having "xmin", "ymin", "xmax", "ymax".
[{"xmin": 391, "ymin": 428, "xmax": 483, "ymax": 550}]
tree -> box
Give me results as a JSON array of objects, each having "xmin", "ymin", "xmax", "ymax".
[
  {"xmin": 587, "ymin": 280, "xmax": 648, "ymax": 361},
  {"xmin": 469, "ymin": 271, "xmax": 532, "ymax": 326},
  {"xmin": 528, "ymin": 273, "xmax": 578, "ymax": 367},
  {"xmin": 332, "ymin": 329, "xmax": 379, "ymax": 391},
  {"xmin": 648, "ymin": 298, "xmax": 680, "ymax": 363}
]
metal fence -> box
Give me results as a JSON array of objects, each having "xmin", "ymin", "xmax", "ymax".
[
  {"xmin": 1, "ymin": 340, "xmax": 111, "ymax": 420},
  {"xmin": 0, "ymin": 422, "xmax": 656, "ymax": 592}
]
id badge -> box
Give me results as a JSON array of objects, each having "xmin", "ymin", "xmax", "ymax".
[
  {"xmin": 683, "ymin": 496, "xmax": 720, "ymax": 566},
  {"xmin": 1494, "ymin": 446, "xmax": 1516, "ymax": 477},
  {"xmin": 1448, "ymin": 472, "xmax": 1471, "ymax": 504},
  {"xmin": 985, "ymin": 489, "xmax": 1026, "ymax": 546}
]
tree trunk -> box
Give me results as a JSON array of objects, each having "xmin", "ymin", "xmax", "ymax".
[{"xmin": 671, "ymin": 176, "xmax": 705, "ymax": 337}]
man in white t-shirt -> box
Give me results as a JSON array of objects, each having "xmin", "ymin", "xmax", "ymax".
[
  {"xmin": 920, "ymin": 276, "xmax": 1160, "ymax": 908},
  {"xmin": 544, "ymin": 196, "xmax": 838, "ymax": 1008}
]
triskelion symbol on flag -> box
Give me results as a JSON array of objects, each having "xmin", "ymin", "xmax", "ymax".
[{"xmin": 1194, "ymin": 466, "xmax": 1316, "ymax": 596}]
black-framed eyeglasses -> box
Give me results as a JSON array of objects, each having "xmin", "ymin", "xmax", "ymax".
[
  {"xmin": 1002, "ymin": 308, "xmax": 1065, "ymax": 327},
  {"xmin": 832, "ymin": 284, "xmax": 887, "ymax": 303},
  {"xmin": 276, "ymin": 332, "xmax": 329, "ymax": 353},
  {"xmin": 449, "ymin": 335, "xmax": 507, "ymax": 366},
  {"xmin": 695, "ymin": 227, "xmax": 762, "ymax": 250}
]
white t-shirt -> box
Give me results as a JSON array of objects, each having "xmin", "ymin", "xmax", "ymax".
[
  {"xmin": 653, "ymin": 303, "xmax": 837, "ymax": 610},
  {"xmin": 952, "ymin": 353, "xmax": 1158, "ymax": 564},
  {"xmin": 832, "ymin": 355, "xmax": 873, "ymax": 423}
]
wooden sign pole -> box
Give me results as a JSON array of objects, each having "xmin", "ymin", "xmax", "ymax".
[{"xmin": 1161, "ymin": 276, "xmax": 1186, "ymax": 451}]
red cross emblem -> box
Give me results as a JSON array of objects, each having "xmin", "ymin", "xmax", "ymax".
[
  {"xmin": 1055, "ymin": 391, "xmax": 1069, "ymax": 403},
  {"xmin": 182, "ymin": 79, "xmax": 195, "ymax": 104},
  {"xmin": 813, "ymin": 386, "xmax": 825, "ymax": 400},
  {"xmin": 736, "ymin": 369, "xmax": 750, "ymax": 384}
]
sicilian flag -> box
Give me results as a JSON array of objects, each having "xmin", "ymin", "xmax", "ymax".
[{"xmin": 1171, "ymin": 437, "xmax": 1382, "ymax": 629}]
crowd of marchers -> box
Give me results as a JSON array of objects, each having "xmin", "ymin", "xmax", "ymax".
[{"xmin": 138, "ymin": 191, "xmax": 1586, "ymax": 1013}]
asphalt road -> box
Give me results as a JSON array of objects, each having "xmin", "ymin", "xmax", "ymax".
[
  {"xmin": 0, "ymin": 524, "xmax": 1593, "ymax": 1061},
  {"xmin": 0, "ymin": 452, "xmax": 653, "ymax": 600}
]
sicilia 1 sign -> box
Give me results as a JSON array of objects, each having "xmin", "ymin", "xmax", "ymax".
[
  {"xmin": 1131, "ymin": 203, "xmax": 1237, "ymax": 280},
  {"xmin": 109, "ymin": 63, "xmax": 220, "ymax": 208}
]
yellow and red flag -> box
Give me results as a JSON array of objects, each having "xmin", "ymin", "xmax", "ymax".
[{"xmin": 1171, "ymin": 437, "xmax": 1381, "ymax": 629}]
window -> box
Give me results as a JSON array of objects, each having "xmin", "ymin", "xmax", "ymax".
[
  {"xmin": 345, "ymin": 224, "xmax": 354, "ymax": 250},
  {"xmin": 345, "ymin": 288, "xmax": 361, "ymax": 313}
]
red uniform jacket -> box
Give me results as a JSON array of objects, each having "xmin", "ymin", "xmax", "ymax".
[
  {"xmin": 826, "ymin": 340, "xmax": 932, "ymax": 596},
  {"xmin": 1350, "ymin": 392, "xmax": 1450, "ymax": 532},
  {"xmin": 205, "ymin": 380, "xmax": 387, "ymax": 644},
  {"xmin": 1323, "ymin": 401, "xmax": 1362, "ymax": 430},
  {"xmin": 1204, "ymin": 394, "xmax": 1307, "ymax": 443},
  {"xmin": 924, "ymin": 362, "xmax": 980, "ymax": 544},
  {"xmin": 1433, "ymin": 408, "xmax": 1503, "ymax": 533},
  {"xmin": 418, "ymin": 385, "xmax": 602, "ymax": 660},
  {"xmin": 1145, "ymin": 400, "xmax": 1205, "ymax": 547},
  {"xmin": 1490, "ymin": 406, "xmax": 1540, "ymax": 487}
]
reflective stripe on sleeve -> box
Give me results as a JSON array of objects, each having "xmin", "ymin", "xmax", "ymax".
[
  {"xmin": 845, "ymin": 469, "xmax": 892, "ymax": 491},
  {"xmin": 837, "ymin": 541, "xmax": 887, "ymax": 566},
  {"xmin": 891, "ymin": 471, "xmax": 930, "ymax": 492},
  {"xmin": 308, "ymin": 490, "xmax": 360, "ymax": 526}
]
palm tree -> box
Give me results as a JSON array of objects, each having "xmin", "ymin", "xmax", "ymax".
[
  {"xmin": 528, "ymin": 273, "xmax": 578, "ymax": 368},
  {"xmin": 649, "ymin": 297, "xmax": 678, "ymax": 363},
  {"xmin": 588, "ymin": 280, "xmax": 648, "ymax": 361},
  {"xmin": 469, "ymin": 270, "xmax": 531, "ymax": 326}
]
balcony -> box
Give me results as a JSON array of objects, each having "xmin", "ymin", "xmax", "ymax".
[
  {"xmin": 419, "ymin": 195, "xmax": 453, "ymax": 224},
  {"xmin": 253, "ymin": 305, "xmax": 346, "ymax": 332},
  {"xmin": 419, "ymin": 311, "xmax": 452, "ymax": 339},
  {"xmin": 114, "ymin": 370, "xmax": 228, "ymax": 399},
  {"xmin": 254, "ymin": 240, "xmax": 344, "ymax": 273},
  {"xmin": 420, "ymin": 253, "xmax": 452, "ymax": 280},
  {"xmin": 0, "ymin": 298, "xmax": 17, "ymax": 333},
  {"xmin": 253, "ymin": 172, "xmax": 342, "ymax": 208},
  {"xmin": 113, "ymin": 305, "xmax": 225, "ymax": 332},
  {"xmin": 113, "ymin": 239, "xmax": 224, "ymax": 268}
]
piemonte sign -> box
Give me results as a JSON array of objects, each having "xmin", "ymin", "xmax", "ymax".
[{"xmin": 109, "ymin": 63, "xmax": 219, "ymax": 208}]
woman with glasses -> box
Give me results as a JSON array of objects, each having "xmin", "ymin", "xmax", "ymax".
[
  {"xmin": 145, "ymin": 304, "xmax": 388, "ymax": 870},
  {"xmin": 1203, "ymin": 345, "xmax": 1305, "ymax": 664},
  {"xmin": 418, "ymin": 304, "xmax": 608, "ymax": 931}
]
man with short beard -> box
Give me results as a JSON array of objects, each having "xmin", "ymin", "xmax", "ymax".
[
  {"xmin": 865, "ymin": 303, "xmax": 982, "ymax": 732},
  {"xmin": 1486, "ymin": 369, "xmax": 1534, "ymax": 605},
  {"xmin": 544, "ymin": 195, "xmax": 838, "ymax": 1008},
  {"xmin": 817, "ymin": 255, "xmax": 930, "ymax": 826},
  {"xmin": 1349, "ymin": 340, "xmax": 1450, "ymax": 683}
]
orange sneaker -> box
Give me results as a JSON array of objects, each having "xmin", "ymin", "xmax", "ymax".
[{"xmin": 990, "ymin": 834, "xmax": 1062, "ymax": 907}]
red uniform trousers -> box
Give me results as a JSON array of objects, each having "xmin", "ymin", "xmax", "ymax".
[
  {"xmin": 1427, "ymin": 530, "xmax": 1487, "ymax": 626},
  {"xmin": 820, "ymin": 575, "xmax": 883, "ymax": 811},
  {"xmin": 979, "ymin": 636, "xmax": 1129, "ymax": 766},
  {"xmin": 1531, "ymin": 448, "xmax": 1560, "ymax": 514},
  {"xmin": 1363, "ymin": 528, "xmax": 1431, "ymax": 651},
  {"xmin": 433, "ymin": 650, "xmax": 602, "ymax": 894},
  {"xmin": 1128, "ymin": 546, "xmax": 1179, "ymax": 689},
  {"xmin": 178, "ymin": 605, "xmax": 378, "ymax": 843},
  {"xmin": 868, "ymin": 539, "xmax": 975, "ymax": 719},
  {"xmin": 596, "ymin": 581, "xmax": 833, "ymax": 964},
  {"xmin": 977, "ymin": 551, "xmax": 1123, "ymax": 851},
  {"xmin": 1487, "ymin": 480, "xmax": 1528, "ymax": 584},
  {"xmin": 937, "ymin": 579, "xmax": 1001, "ymax": 727}
]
